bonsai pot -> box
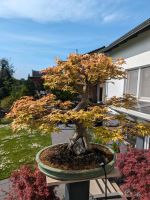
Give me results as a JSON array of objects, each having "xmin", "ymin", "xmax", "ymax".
[{"xmin": 36, "ymin": 143, "xmax": 115, "ymax": 181}]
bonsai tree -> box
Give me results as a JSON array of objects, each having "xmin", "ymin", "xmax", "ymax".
[{"xmin": 7, "ymin": 53, "xmax": 150, "ymax": 153}]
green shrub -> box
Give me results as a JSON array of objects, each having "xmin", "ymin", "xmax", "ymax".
[
  {"xmin": 0, "ymin": 117, "xmax": 12, "ymax": 124},
  {"xmin": 0, "ymin": 96, "xmax": 15, "ymax": 109}
]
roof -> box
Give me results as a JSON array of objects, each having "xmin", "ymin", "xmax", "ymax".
[
  {"xmin": 88, "ymin": 18, "xmax": 150, "ymax": 54},
  {"xmin": 87, "ymin": 46, "xmax": 105, "ymax": 54}
]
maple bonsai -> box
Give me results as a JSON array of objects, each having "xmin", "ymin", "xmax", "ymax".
[{"xmin": 7, "ymin": 53, "xmax": 150, "ymax": 170}]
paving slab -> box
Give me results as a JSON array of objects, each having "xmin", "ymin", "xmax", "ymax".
[
  {"xmin": 51, "ymin": 124, "xmax": 75, "ymax": 145},
  {"xmin": 0, "ymin": 178, "xmax": 10, "ymax": 200}
]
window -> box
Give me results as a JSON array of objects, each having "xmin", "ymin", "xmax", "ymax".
[
  {"xmin": 139, "ymin": 67, "xmax": 150, "ymax": 99},
  {"xmin": 126, "ymin": 66, "xmax": 150, "ymax": 101},
  {"xmin": 126, "ymin": 69, "xmax": 138, "ymax": 96}
]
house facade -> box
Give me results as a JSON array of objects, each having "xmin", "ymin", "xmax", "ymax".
[
  {"xmin": 104, "ymin": 19, "xmax": 150, "ymax": 102},
  {"xmin": 89, "ymin": 18, "xmax": 150, "ymax": 149}
]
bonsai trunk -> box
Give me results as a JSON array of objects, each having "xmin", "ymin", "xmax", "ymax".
[
  {"xmin": 69, "ymin": 121, "xmax": 91, "ymax": 151},
  {"xmin": 69, "ymin": 84, "xmax": 92, "ymax": 151}
]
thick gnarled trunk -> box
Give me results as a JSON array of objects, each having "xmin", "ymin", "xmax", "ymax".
[
  {"xmin": 69, "ymin": 121, "xmax": 91, "ymax": 152},
  {"xmin": 69, "ymin": 84, "xmax": 92, "ymax": 152}
]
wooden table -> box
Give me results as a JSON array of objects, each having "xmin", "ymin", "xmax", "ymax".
[
  {"xmin": 46, "ymin": 168, "xmax": 123, "ymax": 200},
  {"xmin": 46, "ymin": 168, "xmax": 120, "ymax": 186}
]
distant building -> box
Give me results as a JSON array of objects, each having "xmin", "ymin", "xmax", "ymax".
[
  {"xmin": 28, "ymin": 70, "xmax": 46, "ymax": 97},
  {"xmin": 28, "ymin": 70, "xmax": 43, "ymax": 89}
]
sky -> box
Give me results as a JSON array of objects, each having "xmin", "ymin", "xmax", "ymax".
[{"xmin": 0, "ymin": 0, "xmax": 150, "ymax": 79}]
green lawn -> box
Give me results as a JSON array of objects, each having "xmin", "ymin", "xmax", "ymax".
[{"xmin": 0, "ymin": 125, "xmax": 51, "ymax": 180}]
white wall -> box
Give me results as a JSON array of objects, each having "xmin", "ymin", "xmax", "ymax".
[
  {"xmin": 106, "ymin": 79, "xmax": 124, "ymax": 98},
  {"xmin": 108, "ymin": 30, "xmax": 150, "ymax": 59},
  {"xmin": 106, "ymin": 30, "xmax": 150, "ymax": 98}
]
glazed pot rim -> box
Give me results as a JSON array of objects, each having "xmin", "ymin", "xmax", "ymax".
[{"xmin": 36, "ymin": 143, "xmax": 115, "ymax": 174}]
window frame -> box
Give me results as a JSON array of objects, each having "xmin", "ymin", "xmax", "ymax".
[
  {"xmin": 125, "ymin": 65, "xmax": 150, "ymax": 102},
  {"xmin": 126, "ymin": 69, "xmax": 139, "ymax": 97},
  {"xmin": 139, "ymin": 66, "xmax": 150, "ymax": 101}
]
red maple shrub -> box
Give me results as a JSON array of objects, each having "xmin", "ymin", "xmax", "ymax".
[
  {"xmin": 6, "ymin": 165, "xmax": 59, "ymax": 200},
  {"xmin": 116, "ymin": 148, "xmax": 150, "ymax": 200}
]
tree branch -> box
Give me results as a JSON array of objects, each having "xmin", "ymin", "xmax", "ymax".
[
  {"xmin": 73, "ymin": 97, "xmax": 87, "ymax": 111},
  {"xmin": 73, "ymin": 83, "xmax": 89, "ymax": 111}
]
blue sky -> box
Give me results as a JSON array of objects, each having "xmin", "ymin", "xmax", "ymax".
[{"xmin": 0, "ymin": 0, "xmax": 150, "ymax": 79}]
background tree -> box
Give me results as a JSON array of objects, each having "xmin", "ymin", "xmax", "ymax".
[
  {"xmin": 0, "ymin": 58, "xmax": 14, "ymax": 78},
  {"xmin": 0, "ymin": 58, "xmax": 36, "ymax": 111},
  {"xmin": 0, "ymin": 58, "xmax": 14, "ymax": 99},
  {"xmin": 0, "ymin": 79, "xmax": 36, "ymax": 110},
  {"xmin": 7, "ymin": 53, "xmax": 150, "ymax": 152}
]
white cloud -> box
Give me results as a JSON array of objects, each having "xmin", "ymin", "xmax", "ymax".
[
  {"xmin": 103, "ymin": 13, "xmax": 123, "ymax": 23},
  {"xmin": 0, "ymin": 0, "xmax": 97, "ymax": 22},
  {"xmin": 0, "ymin": 0, "xmax": 126, "ymax": 23}
]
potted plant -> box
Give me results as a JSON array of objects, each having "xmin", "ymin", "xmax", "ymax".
[{"xmin": 7, "ymin": 53, "xmax": 149, "ymax": 181}]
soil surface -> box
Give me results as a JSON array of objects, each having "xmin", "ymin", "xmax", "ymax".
[{"xmin": 40, "ymin": 144, "xmax": 113, "ymax": 170}]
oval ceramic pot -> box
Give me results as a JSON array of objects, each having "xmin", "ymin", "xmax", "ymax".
[{"xmin": 36, "ymin": 143, "xmax": 115, "ymax": 181}]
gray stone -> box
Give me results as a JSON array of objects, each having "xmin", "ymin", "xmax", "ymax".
[{"xmin": 0, "ymin": 179, "xmax": 10, "ymax": 200}]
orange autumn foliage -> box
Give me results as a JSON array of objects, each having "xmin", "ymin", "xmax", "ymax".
[{"xmin": 7, "ymin": 53, "xmax": 150, "ymax": 147}]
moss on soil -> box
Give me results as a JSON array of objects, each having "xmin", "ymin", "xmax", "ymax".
[{"xmin": 40, "ymin": 143, "xmax": 113, "ymax": 170}]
